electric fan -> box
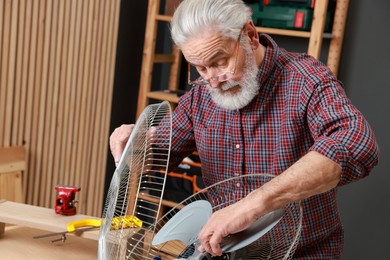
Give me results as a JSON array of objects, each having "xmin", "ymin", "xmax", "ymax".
[
  {"xmin": 98, "ymin": 100, "xmax": 302, "ymax": 259},
  {"xmin": 127, "ymin": 173, "xmax": 303, "ymax": 259},
  {"xmin": 98, "ymin": 101, "xmax": 173, "ymax": 259}
]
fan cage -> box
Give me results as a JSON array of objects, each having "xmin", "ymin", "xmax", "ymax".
[
  {"xmin": 98, "ymin": 101, "xmax": 173, "ymax": 260},
  {"xmin": 127, "ymin": 173, "xmax": 303, "ymax": 260}
]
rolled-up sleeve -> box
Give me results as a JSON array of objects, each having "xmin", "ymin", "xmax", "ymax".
[{"xmin": 305, "ymin": 78, "xmax": 379, "ymax": 186}]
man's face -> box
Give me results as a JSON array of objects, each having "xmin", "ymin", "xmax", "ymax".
[{"xmin": 181, "ymin": 30, "xmax": 260, "ymax": 110}]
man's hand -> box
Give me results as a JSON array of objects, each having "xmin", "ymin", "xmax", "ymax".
[
  {"xmin": 109, "ymin": 124, "xmax": 135, "ymax": 166},
  {"xmin": 197, "ymin": 151, "xmax": 341, "ymax": 256},
  {"xmin": 109, "ymin": 124, "xmax": 157, "ymax": 166},
  {"xmin": 197, "ymin": 198, "xmax": 257, "ymax": 256}
]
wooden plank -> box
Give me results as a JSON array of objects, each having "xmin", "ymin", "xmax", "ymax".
[
  {"xmin": 32, "ymin": 0, "xmax": 49, "ymax": 205},
  {"xmin": 12, "ymin": 0, "xmax": 26, "ymax": 145},
  {"xmin": 137, "ymin": 0, "xmax": 161, "ymax": 118},
  {"xmin": 96, "ymin": 0, "xmax": 119, "ymax": 217},
  {"xmin": 307, "ymin": 0, "xmax": 329, "ymax": 59},
  {"xmin": 21, "ymin": 0, "xmax": 33, "ymax": 199},
  {"xmin": 42, "ymin": 0, "xmax": 58, "ymax": 208},
  {"xmin": 80, "ymin": 0, "xmax": 99, "ymax": 216},
  {"xmin": 72, "ymin": 0, "xmax": 88, "ymax": 201},
  {"xmin": 50, "ymin": 1, "xmax": 68, "ymax": 204},
  {"xmin": 5, "ymin": 0, "xmax": 19, "ymax": 147},
  {"xmin": 327, "ymin": 0, "xmax": 350, "ymax": 76},
  {"xmin": 38, "ymin": 0, "xmax": 54, "ymax": 207},
  {"xmin": 154, "ymin": 54, "xmax": 174, "ymax": 63},
  {"xmin": 56, "ymin": 0, "xmax": 71, "ymax": 191},
  {"xmin": 0, "ymin": 146, "xmax": 25, "ymax": 173},
  {"xmin": 76, "ymin": 0, "xmax": 94, "ymax": 215},
  {"xmin": 0, "ymin": 226, "xmax": 97, "ymax": 260},
  {"xmin": 87, "ymin": 0, "xmax": 105, "ymax": 216},
  {"xmin": 62, "ymin": 0, "xmax": 77, "ymax": 188},
  {"xmin": 95, "ymin": 0, "xmax": 108, "ymax": 216},
  {"xmin": 24, "ymin": 0, "xmax": 39, "ymax": 205},
  {"xmin": 155, "ymin": 14, "xmax": 172, "ymax": 22},
  {"xmin": 147, "ymin": 90, "xmax": 180, "ymax": 103},
  {"xmin": 94, "ymin": 0, "xmax": 110, "ymax": 216},
  {"xmin": 66, "ymin": 0, "xmax": 82, "ymax": 189},
  {"xmin": 168, "ymin": 45, "xmax": 182, "ymax": 91},
  {"xmin": 0, "ymin": 200, "xmax": 100, "ymax": 241},
  {"xmin": 0, "ymin": 0, "xmax": 12, "ymax": 147},
  {"xmin": 256, "ymin": 26, "xmax": 311, "ymax": 38},
  {"xmin": 0, "ymin": 0, "xmax": 4, "ymax": 81}
]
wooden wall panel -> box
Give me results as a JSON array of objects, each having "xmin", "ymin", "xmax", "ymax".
[{"xmin": 0, "ymin": 0, "xmax": 121, "ymax": 217}]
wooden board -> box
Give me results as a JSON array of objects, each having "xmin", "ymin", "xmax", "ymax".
[
  {"xmin": 0, "ymin": 200, "xmax": 99, "ymax": 240},
  {"xmin": 0, "ymin": 225, "xmax": 97, "ymax": 260}
]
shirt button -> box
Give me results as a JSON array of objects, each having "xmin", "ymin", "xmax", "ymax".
[
  {"xmin": 236, "ymin": 182, "xmax": 241, "ymax": 188},
  {"xmin": 235, "ymin": 144, "xmax": 240, "ymax": 149}
]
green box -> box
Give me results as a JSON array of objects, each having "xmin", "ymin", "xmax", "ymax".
[{"xmin": 248, "ymin": 2, "xmax": 333, "ymax": 32}]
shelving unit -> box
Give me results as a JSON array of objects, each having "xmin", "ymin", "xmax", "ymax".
[{"xmin": 136, "ymin": 0, "xmax": 349, "ymax": 118}]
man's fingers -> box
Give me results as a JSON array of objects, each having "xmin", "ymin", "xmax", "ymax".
[
  {"xmin": 209, "ymin": 232, "xmax": 223, "ymax": 256},
  {"xmin": 198, "ymin": 227, "xmax": 223, "ymax": 256},
  {"xmin": 109, "ymin": 124, "xmax": 134, "ymax": 165},
  {"xmin": 148, "ymin": 126, "xmax": 157, "ymax": 137}
]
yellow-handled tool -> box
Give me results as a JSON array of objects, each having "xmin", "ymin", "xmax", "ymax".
[
  {"xmin": 67, "ymin": 218, "xmax": 102, "ymax": 233},
  {"xmin": 33, "ymin": 215, "xmax": 142, "ymax": 242},
  {"xmin": 67, "ymin": 215, "xmax": 142, "ymax": 232}
]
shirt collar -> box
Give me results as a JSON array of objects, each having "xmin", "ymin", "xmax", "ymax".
[{"xmin": 256, "ymin": 34, "xmax": 280, "ymax": 88}]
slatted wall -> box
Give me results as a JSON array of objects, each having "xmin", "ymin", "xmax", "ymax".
[{"xmin": 0, "ymin": 0, "xmax": 121, "ymax": 216}]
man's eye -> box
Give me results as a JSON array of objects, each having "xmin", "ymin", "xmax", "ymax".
[{"xmin": 214, "ymin": 59, "xmax": 228, "ymax": 67}]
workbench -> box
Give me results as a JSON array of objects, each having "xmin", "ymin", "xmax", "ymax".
[{"xmin": 0, "ymin": 200, "xmax": 99, "ymax": 259}]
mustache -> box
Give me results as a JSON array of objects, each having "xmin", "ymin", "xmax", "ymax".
[{"xmin": 220, "ymin": 81, "xmax": 240, "ymax": 91}]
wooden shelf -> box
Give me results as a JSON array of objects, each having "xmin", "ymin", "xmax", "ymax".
[
  {"xmin": 256, "ymin": 27, "xmax": 311, "ymax": 38},
  {"xmin": 147, "ymin": 91, "xmax": 180, "ymax": 103},
  {"xmin": 156, "ymin": 14, "xmax": 172, "ymax": 22}
]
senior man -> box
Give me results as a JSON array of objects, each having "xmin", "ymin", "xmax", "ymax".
[{"xmin": 110, "ymin": 0, "xmax": 379, "ymax": 258}]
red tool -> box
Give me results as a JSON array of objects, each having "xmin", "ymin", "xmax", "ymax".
[{"xmin": 54, "ymin": 185, "xmax": 80, "ymax": 216}]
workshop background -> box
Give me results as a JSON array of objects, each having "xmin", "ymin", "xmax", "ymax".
[
  {"xmin": 107, "ymin": 1, "xmax": 390, "ymax": 259},
  {"xmin": 0, "ymin": 0, "xmax": 388, "ymax": 259}
]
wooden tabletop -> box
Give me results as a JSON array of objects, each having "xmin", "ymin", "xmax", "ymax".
[
  {"xmin": 0, "ymin": 200, "xmax": 100, "ymax": 240},
  {"xmin": 0, "ymin": 225, "xmax": 97, "ymax": 259}
]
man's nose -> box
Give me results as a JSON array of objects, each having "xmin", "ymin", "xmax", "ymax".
[
  {"xmin": 205, "ymin": 68, "xmax": 221, "ymax": 88},
  {"xmin": 208, "ymin": 78, "xmax": 221, "ymax": 88}
]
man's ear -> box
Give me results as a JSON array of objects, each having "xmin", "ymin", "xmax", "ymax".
[{"xmin": 244, "ymin": 20, "xmax": 260, "ymax": 50}]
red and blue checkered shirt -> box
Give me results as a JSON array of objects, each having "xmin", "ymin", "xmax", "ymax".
[{"xmin": 164, "ymin": 34, "xmax": 379, "ymax": 259}]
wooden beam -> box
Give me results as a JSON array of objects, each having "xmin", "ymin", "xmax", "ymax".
[
  {"xmin": 308, "ymin": 0, "xmax": 329, "ymax": 59},
  {"xmin": 327, "ymin": 0, "xmax": 350, "ymax": 76},
  {"xmin": 137, "ymin": 0, "xmax": 161, "ymax": 118}
]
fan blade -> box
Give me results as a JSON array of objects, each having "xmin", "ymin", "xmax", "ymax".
[
  {"xmin": 221, "ymin": 208, "xmax": 285, "ymax": 252},
  {"xmin": 152, "ymin": 200, "xmax": 212, "ymax": 246}
]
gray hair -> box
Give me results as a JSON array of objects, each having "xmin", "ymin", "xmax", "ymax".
[{"xmin": 170, "ymin": 0, "xmax": 252, "ymax": 49}]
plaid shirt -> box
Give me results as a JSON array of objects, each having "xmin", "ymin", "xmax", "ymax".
[{"xmin": 164, "ymin": 34, "xmax": 379, "ymax": 259}]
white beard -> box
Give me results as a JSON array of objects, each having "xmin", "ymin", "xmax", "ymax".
[{"xmin": 208, "ymin": 39, "xmax": 260, "ymax": 111}]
